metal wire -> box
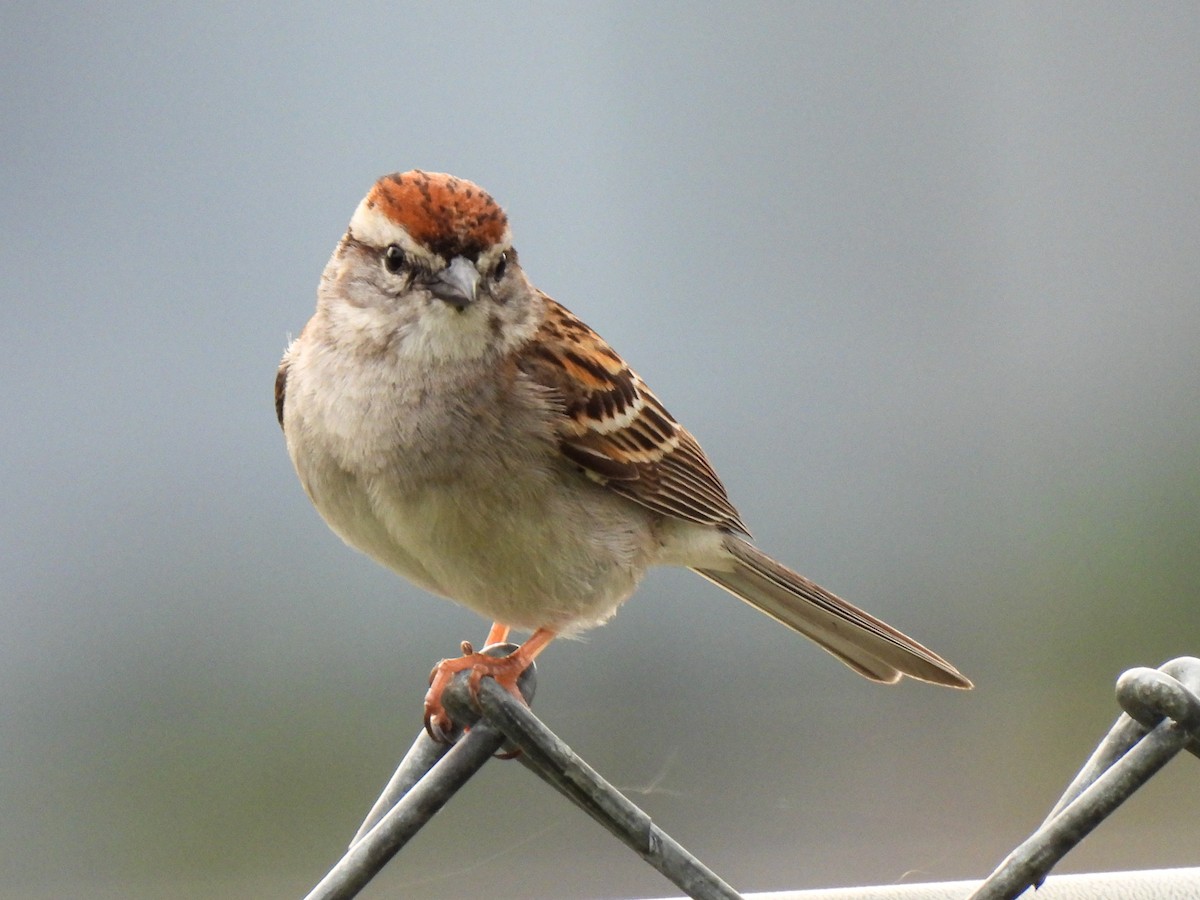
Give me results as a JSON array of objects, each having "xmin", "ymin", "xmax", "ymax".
[
  {"xmin": 348, "ymin": 730, "xmax": 448, "ymax": 847},
  {"xmin": 967, "ymin": 657, "xmax": 1200, "ymax": 900},
  {"xmin": 306, "ymin": 642, "xmax": 534, "ymax": 900},
  {"xmin": 302, "ymin": 646, "xmax": 740, "ymax": 899},
  {"xmin": 1041, "ymin": 657, "xmax": 1200, "ymax": 828},
  {"xmin": 475, "ymin": 677, "xmax": 743, "ymax": 900},
  {"xmin": 303, "ymin": 719, "xmax": 507, "ymax": 900},
  {"xmin": 644, "ymin": 866, "xmax": 1200, "ymax": 899},
  {"xmin": 301, "ymin": 656, "xmax": 1200, "ymax": 900}
]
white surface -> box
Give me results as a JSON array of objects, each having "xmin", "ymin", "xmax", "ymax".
[{"xmin": 651, "ymin": 867, "xmax": 1200, "ymax": 900}]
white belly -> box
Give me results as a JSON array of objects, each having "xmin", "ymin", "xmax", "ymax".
[{"xmin": 283, "ymin": 348, "xmax": 656, "ymax": 634}]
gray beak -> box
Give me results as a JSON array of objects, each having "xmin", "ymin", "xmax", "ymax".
[{"xmin": 428, "ymin": 256, "xmax": 480, "ymax": 312}]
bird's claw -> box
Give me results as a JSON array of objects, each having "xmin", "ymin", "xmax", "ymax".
[{"xmin": 422, "ymin": 644, "xmax": 533, "ymax": 744}]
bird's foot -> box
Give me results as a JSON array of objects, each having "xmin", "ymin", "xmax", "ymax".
[{"xmin": 423, "ymin": 640, "xmax": 534, "ymax": 743}]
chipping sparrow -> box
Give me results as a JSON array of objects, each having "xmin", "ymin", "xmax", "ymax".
[{"xmin": 277, "ymin": 170, "xmax": 971, "ymax": 737}]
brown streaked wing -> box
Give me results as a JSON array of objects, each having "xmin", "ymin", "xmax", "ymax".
[
  {"xmin": 275, "ymin": 358, "xmax": 289, "ymax": 430},
  {"xmin": 518, "ymin": 298, "xmax": 750, "ymax": 535}
]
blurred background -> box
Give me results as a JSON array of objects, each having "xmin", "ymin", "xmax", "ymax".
[{"xmin": 3, "ymin": 3, "xmax": 1199, "ymax": 898}]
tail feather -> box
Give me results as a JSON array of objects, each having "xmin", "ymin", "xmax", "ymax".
[{"xmin": 695, "ymin": 536, "xmax": 971, "ymax": 689}]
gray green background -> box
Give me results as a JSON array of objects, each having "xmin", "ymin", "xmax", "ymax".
[{"xmin": 4, "ymin": 3, "xmax": 1199, "ymax": 898}]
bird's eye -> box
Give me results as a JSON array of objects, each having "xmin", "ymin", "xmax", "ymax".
[
  {"xmin": 493, "ymin": 252, "xmax": 508, "ymax": 281},
  {"xmin": 383, "ymin": 245, "xmax": 406, "ymax": 274}
]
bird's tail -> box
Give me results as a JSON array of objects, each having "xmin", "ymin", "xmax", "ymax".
[{"xmin": 694, "ymin": 536, "xmax": 972, "ymax": 689}]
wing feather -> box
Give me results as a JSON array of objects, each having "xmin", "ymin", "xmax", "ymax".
[
  {"xmin": 518, "ymin": 298, "xmax": 749, "ymax": 535},
  {"xmin": 275, "ymin": 357, "xmax": 290, "ymax": 429}
]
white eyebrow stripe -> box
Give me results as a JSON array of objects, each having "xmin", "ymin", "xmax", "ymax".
[{"xmin": 348, "ymin": 201, "xmax": 434, "ymax": 260}]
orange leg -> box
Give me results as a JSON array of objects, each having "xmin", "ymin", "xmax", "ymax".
[
  {"xmin": 483, "ymin": 622, "xmax": 511, "ymax": 647},
  {"xmin": 424, "ymin": 624, "xmax": 557, "ymax": 742}
]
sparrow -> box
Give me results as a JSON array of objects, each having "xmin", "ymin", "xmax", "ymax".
[{"xmin": 276, "ymin": 170, "xmax": 971, "ymax": 738}]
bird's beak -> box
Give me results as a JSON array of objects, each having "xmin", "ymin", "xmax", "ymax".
[{"xmin": 428, "ymin": 256, "xmax": 480, "ymax": 312}]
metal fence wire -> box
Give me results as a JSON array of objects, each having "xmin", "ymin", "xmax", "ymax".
[{"xmin": 302, "ymin": 655, "xmax": 1200, "ymax": 900}]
